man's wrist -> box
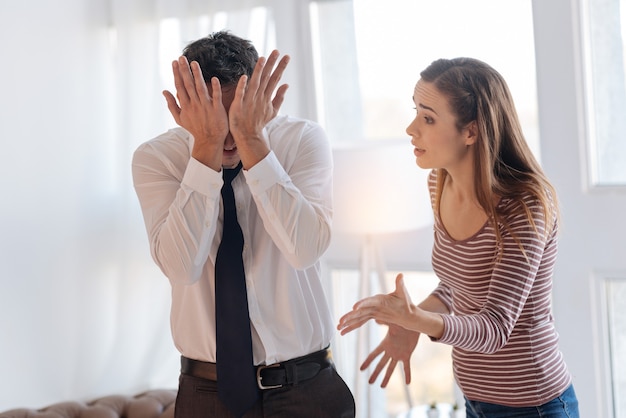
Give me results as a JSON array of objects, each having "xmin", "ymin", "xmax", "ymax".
[
  {"xmin": 191, "ymin": 143, "xmax": 223, "ymax": 171},
  {"xmin": 235, "ymin": 134, "xmax": 270, "ymax": 169}
]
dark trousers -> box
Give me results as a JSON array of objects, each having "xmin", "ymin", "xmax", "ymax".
[{"xmin": 175, "ymin": 364, "xmax": 355, "ymax": 418}]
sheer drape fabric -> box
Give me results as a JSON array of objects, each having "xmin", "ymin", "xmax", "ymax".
[{"xmin": 0, "ymin": 0, "xmax": 320, "ymax": 411}]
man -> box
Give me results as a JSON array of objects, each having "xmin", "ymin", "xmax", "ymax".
[{"xmin": 132, "ymin": 31, "xmax": 355, "ymax": 418}]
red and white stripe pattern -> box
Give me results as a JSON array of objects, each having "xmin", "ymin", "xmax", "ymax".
[{"xmin": 427, "ymin": 170, "xmax": 572, "ymax": 406}]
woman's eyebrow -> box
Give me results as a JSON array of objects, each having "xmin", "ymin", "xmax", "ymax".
[{"xmin": 418, "ymin": 103, "xmax": 438, "ymax": 115}]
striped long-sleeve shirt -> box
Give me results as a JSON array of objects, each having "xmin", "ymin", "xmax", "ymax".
[{"xmin": 428, "ymin": 170, "xmax": 572, "ymax": 407}]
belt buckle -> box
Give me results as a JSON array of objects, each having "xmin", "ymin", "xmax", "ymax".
[{"xmin": 256, "ymin": 363, "xmax": 282, "ymax": 390}]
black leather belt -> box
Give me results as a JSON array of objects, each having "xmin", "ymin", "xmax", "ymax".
[
  {"xmin": 256, "ymin": 347, "xmax": 333, "ymax": 389},
  {"xmin": 181, "ymin": 347, "xmax": 333, "ymax": 390}
]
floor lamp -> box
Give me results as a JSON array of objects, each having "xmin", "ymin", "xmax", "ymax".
[{"xmin": 332, "ymin": 140, "xmax": 433, "ymax": 417}]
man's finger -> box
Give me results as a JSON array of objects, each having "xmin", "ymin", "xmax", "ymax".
[
  {"xmin": 233, "ymin": 74, "xmax": 248, "ymax": 106},
  {"xmin": 258, "ymin": 50, "xmax": 280, "ymax": 94},
  {"xmin": 178, "ymin": 56, "xmax": 198, "ymax": 102},
  {"xmin": 245, "ymin": 56, "xmax": 266, "ymax": 100},
  {"xmin": 171, "ymin": 60, "xmax": 189, "ymax": 105},
  {"xmin": 264, "ymin": 54, "xmax": 290, "ymax": 98},
  {"xmin": 271, "ymin": 84, "xmax": 289, "ymax": 116},
  {"xmin": 190, "ymin": 61, "xmax": 210, "ymax": 104},
  {"xmin": 210, "ymin": 77, "xmax": 222, "ymax": 107},
  {"xmin": 163, "ymin": 90, "xmax": 181, "ymax": 123}
]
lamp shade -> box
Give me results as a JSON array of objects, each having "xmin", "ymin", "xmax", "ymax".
[{"xmin": 332, "ymin": 139, "xmax": 433, "ymax": 235}]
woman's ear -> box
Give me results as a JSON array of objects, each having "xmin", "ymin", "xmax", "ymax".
[{"xmin": 464, "ymin": 120, "xmax": 478, "ymax": 146}]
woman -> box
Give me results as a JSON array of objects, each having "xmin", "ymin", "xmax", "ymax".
[{"xmin": 337, "ymin": 58, "xmax": 579, "ymax": 417}]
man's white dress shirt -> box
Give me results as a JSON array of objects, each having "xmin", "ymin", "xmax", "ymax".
[{"xmin": 132, "ymin": 115, "xmax": 335, "ymax": 365}]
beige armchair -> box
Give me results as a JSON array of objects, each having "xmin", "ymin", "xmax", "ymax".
[{"xmin": 0, "ymin": 389, "xmax": 176, "ymax": 418}]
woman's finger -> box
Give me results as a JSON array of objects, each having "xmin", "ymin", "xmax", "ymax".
[
  {"xmin": 338, "ymin": 308, "xmax": 374, "ymax": 334},
  {"xmin": 368, "ymin": 353, "xmax": 390, "ymax": 384},
  {"xmin": 394, "ymin": 273, "xmax": 415, "ymax": 308},
  {"xmin": 402, "ymin": 357, "xmax": 412, "ymax": 384},
  {"xmin": 360, "ymin": 345, "xmax": 383, "ymax": 371},
  {"xmin": 338, "ymin": 317, "xmax": 371, "ymax": 335},
  {"xmin": 380, "ymin": 358, "xmax": 397, "ymax": 388},
  {"xmin": 354, "ymin": 294, "xmax": 383, "ymax": 310}
]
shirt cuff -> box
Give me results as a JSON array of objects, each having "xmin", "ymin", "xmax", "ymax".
[
  {"xmin": 244, "ymin": 151, "xmax": 287, "ymax": 195},
  {"xmin": 182, "ymin": 158, "xmax": 223, "ymax": 197}
]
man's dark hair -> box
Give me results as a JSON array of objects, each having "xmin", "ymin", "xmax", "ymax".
[{"xmin": 182, "ymin": 31, "xmax": 259, "ymax": 86}]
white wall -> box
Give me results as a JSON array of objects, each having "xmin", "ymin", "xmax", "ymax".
[
  {"xmin": 0, "ymin": 0, "xmax": 178, "ymax": 409},
  {"xmin": 533, "ymin": 0, "xmax": 626, "ymax": 416}
]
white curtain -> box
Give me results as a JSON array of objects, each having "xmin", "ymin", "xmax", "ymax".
[{"xmin": 0, "ymin": 0, "xmax": 324, "ymax": 410}]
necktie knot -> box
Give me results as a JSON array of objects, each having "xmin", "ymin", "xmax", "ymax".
[{"xmin": 223, "ymin": 162, "xmax": 242, "ymax": 185}]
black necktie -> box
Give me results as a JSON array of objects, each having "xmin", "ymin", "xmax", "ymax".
[{"xmin": 215, "ymin": 163, "xmax": 259, "ymax": 417}]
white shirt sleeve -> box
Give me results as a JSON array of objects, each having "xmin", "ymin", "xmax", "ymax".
[
  {"xmin": 132, "ymin": 131, "xmax": 223, "ymax": 284},
  {"xmin": 244, "ymin": 130, "xmax": 333, "ymax": 270}
]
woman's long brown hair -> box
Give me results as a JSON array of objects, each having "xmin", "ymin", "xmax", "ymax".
[{"xmin": 421, "ymin": 58, "xmax": 559, "ymax": 260}]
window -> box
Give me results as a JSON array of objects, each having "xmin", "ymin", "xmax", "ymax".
[
  {"xmin": 594, "ymin": 275, "xmax": 626, "ymax": 418},
  {"xmin": 312, "ymin": 0, "xmax": 540, "ymax": 156},
  {"xmin": 607, "ymin": 278, "xmax": 626, "ymax": 417},
  {"xmin": 581, "ymin": 0, "xmax": 626, "ymax": 186}
]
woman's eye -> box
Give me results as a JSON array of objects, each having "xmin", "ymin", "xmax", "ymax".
[{"xmin": 413, "ymin": 107, "xmax": 433, "ymax": 124}]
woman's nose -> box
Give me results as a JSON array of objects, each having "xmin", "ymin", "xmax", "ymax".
[{"xmin": 406, "ymin": 118, "xmax": 418, "ymax": 138}]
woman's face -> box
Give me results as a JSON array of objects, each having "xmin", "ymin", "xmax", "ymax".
[{"xmin": 406, "ymin": 79, "xmax": 475, "ymax": 171}]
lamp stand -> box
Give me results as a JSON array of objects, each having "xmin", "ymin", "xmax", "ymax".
[{"xmin": 354, "ymin": 235, "xmax": 414, "ymax": 417}]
